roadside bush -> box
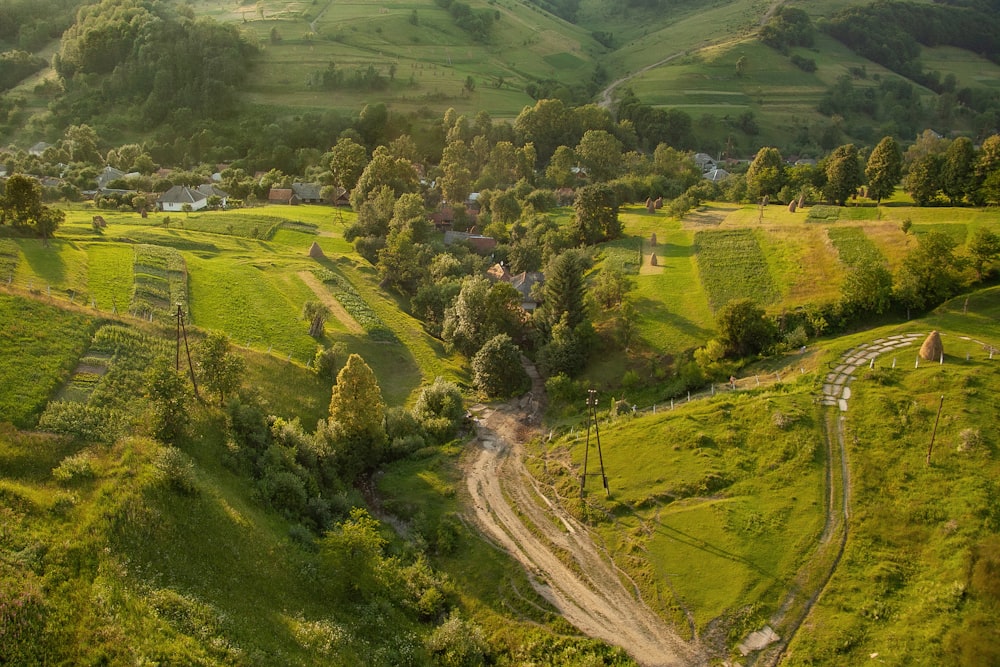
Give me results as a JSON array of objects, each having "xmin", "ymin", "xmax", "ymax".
[
  {"xmin": 413, "ymin": 378, "xmax": 465, "ymax": 442},
  {"xmin": 425, "ymin": 611, "xmax": 489, "ymax": 667},
  {"xmin": 472, "ymin": 334, "xmax": 530, "ymax": 398}
]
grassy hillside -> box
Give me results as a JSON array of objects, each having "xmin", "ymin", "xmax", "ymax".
[{"xmin": 525, "ymin": 286, "xmax": 1000, "ymax": 661}]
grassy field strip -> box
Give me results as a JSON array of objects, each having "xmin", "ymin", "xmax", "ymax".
[
  {"xmin": 296, "ymin": 269, "xmax": 363, "ymax": 335},
  {"xmin": 695, "ymin": 228, "xmax": 779, "ymax": 309},
  {"xmin": 131, "ymin": 244, "xmax": 189, "ymax": 322},
  {"xmin": 756, "ymin": 226, "xmax": 843, "ymax": 305},
  {"xmin": 827, "ymin": 226, "xmax": 886, "ymax": 269},
  {"xmin": 13, "ymin": 238, "xmax": 89, "ymax": 299},
  {"xmin": 85, "ymin": 244, "xmax": 134, "ymax": 312},
  {"xmin": 311, "ymin": 265, "xmax": 397, "ymax": 341},
  {"xmin": 616, "ymin": 210, "xmax": 715, "ymax": 353},
  {"xmin": 331, "ymin": 259, "xmax": 466, "ymax": 391},
  {"xmin": 0, "ymin": 294, "xmax": 95, "ymax": 427},
  {"xmin": 184, "ymin": 253, "xmax": 319, "ymax": 361}
]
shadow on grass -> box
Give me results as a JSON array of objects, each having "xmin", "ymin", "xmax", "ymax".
[
  {"xmin": 20, "ymin": 238, "xmax": 67, "ymax": 285},
  {"xmin": 634, "ymin": 295, "xmax": 714, "ymax": 342},
  {"xmin": 652, "ymin": 518, "xmax": 776, "ymax": 580}
]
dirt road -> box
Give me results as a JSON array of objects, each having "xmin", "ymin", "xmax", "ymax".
[{"xmin": 465, "ymin": 363, "xmax": 707, "ymax": 666}]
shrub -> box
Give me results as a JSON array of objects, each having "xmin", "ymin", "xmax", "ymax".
[
  {"xmin": 425, "ymin": 612, "xmax": 489, "ymax": 667},
  {"xmin": 154, "ymin": 446, "xmax": 198, "ymax": 495},
  {"xmin": 314, "ymin": 343, "xmax": 347, "ymax": 380},
  {"xmin": 260, "ymin": 470, "xmax": 308, "ymax": 515},
  {"xmin": 52, "ymin": 451, "xmax": 96, "ymax": 483}
]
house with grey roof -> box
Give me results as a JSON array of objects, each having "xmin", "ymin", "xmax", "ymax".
[
  {"xmin": 291, "ymin": 182, "xmax": 324, "ymax": 204},
  {"xmin": 157, "ymin": 185, "xmax": 207, "ymax": 212}
]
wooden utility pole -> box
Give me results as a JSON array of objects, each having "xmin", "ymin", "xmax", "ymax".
[
  {"xmin": 580, "ymin": 389, "xmax": 610, "ymax": 498},
  {"xmin": 926, "ymin": 394, "xmax": 944, "ymax": 465},
  {"xmin": 176, "ymin": 304, "xmax": 201, "ymax": 401}
]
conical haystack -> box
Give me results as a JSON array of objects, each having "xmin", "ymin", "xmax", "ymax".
[
  {"xmin": 650, "ymin": 253, "xmax": 658, "ymax": 267},
  {"xmin": 919, "ymin": 330, "xmax": 944, "ymax": 361},
  {"xmin": 650, "ymin": 232, "xmax": 657, "ymax": 247},
  {"xmin": 308, "ymin": 241, "xmax": 325, "ymax": 259}
]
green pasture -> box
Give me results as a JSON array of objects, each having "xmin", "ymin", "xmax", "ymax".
[
  {"xmin": 920, "ymin": 45, "xmax": 1000, "ymax": 91},
  {"xmin": 827, "ymin": 226, "xmax": 886, "ymax": 268},
  {"xmin": 6, "ymin": 204, "xmax": 462, "ymax": 405},
  {"xmin": 538, "ymin": 382, "xmax": 825, "ymax": 632},
  {"xmin": 237, "ymin": 0, "xmax": 596, "ymax": 116},
  {"xmin": 614, "ymin": 208, "xmax": 716, "ymax": 354},
  {"xmin": 0, "ymin": 295, "xmax": 96, "ymax": 427},
  {"xmin": 784, "ymin": 311, "xmax": 1000, "ymax": 664},
  {"xmin": 85, "ymin": 244, "xmax": 134, "ymax": 312},
  {"xmin": 695, "ymin": 227, "xmax": 779, "ymax": 309}
]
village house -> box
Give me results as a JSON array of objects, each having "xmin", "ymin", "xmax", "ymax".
[
  {"xmin": 291, "ymin": 182, "xmax": 324, "ymax": 204},
  {"xmin": 195, "ymin": 184, "xmax": 230, "ymax": 207},
  {"xmin": 443, "ymin": 230, "xmax": 497, "ymax": 254},
  {"xmin": 157, "ymin": 185, "xmax": 208, "ymax": 212},
  {"xmin": 486, "ymin": 262, "xmax": 544, "ymax": 312},
  {"xmin": 268, "ymin": 187, "xmax": 301, "ymax": 205}
]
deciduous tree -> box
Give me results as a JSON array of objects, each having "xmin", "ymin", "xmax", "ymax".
[
  {"xmin": 328, "ymin": 354, "xmax": 386, "ymax": 476},
  {"xmin": 865, "ymin": 136, "xmax": 902, "ymax": 204},
  {"xmin": 196, "ymin": 331, "xmax": 245, "ymax": 406},
  {"xmin": 824, "ymin": 143, "xmax": 863, "ymax": 206},
  {"xmin": 471, "ymin": 334, "xmax": 529, "ymax": 398},
  {"xmin": 746, "ymin": 147, "xmax": 785, "ymax": 201},
  {"xmin": 716, "ymin": 298, "xmax": 776, "ymax": 358},
  {"xmin": 573, "ymin": 183, "xmax": 620, "ymax": 245},
  {"xmin": 967, "ymin": 227, "xmax": 1000, "ymax": 279}
]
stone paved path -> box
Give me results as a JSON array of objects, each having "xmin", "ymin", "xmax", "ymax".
[{"xmin": 820, "ymin": 333, "xmax": 925, "ymax": 412}]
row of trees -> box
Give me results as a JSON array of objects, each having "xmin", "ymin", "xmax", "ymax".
[{"xmin": 744, "ymin": 131, "xmax": 1000, "ymax": 207}]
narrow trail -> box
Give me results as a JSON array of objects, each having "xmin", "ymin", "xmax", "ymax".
[
  {"xmin": 754, "ymin": 332, "xmax": 924, "ymax": 664},
  {"xmin": 465, "ymin": 361, "xmax": 707, "ymax": 667}
]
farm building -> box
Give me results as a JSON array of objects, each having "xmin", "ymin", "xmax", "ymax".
[
  {"xmin": 268, "ymin": 188, "xmax": 301, "ymax": 205},
  {"xmin": 444, "ymin": 230, "xmax": 497, "ymax": 254},
  {"xmin": 292, "ymin": 182, "xmax": 324, "ymax": 204},
  {"xmin": 158, "ymin": 185, "xmax": 208, "ymax": 212},
  {"xmin": 486, "ymin": 262, "xmax": 544, "ymax": 311}
]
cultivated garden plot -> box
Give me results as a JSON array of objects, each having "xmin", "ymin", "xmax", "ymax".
[{"xmin": 695, "ymin": 228, "xmax": 780, "ymax": 309}]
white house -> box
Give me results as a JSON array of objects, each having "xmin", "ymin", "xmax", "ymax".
[{"xmin": 158, "ymin": 185, "xmax": 208, "ymax": 212}]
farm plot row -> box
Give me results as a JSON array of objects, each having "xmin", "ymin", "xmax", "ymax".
[
  {"xmin": 694, "ymin": 228, "xmax": 779, "ymax": 310},
  {"xmin": 827, "ymin": 227, "xmax": 886, "ymax": 269}
]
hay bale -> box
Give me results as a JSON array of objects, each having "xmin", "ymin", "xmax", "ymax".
[
  {"xmin": 649, "ymin": 253, "xmax": 658, "ymax": 267},
  {"xmin": 308, "ymin": 241, "xmax": 325, "ymax": 259},
  {"xmin": 650, "ymin": 232, "xmax": 657, "ymax": 247},
  {"xmin": 654, "ymin": 196, "xmax": 663, "ymax": 209},
  {"xmin": 645, "ymin": 197, "xmax": 655, "ymax": 213},
  {"xmin": 919, "ymin": 330, "xmax": 943, "ymax": 361},
  {"xmin": 788, "ymin": 199, "xmax": 797, "ymax": 213}
]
